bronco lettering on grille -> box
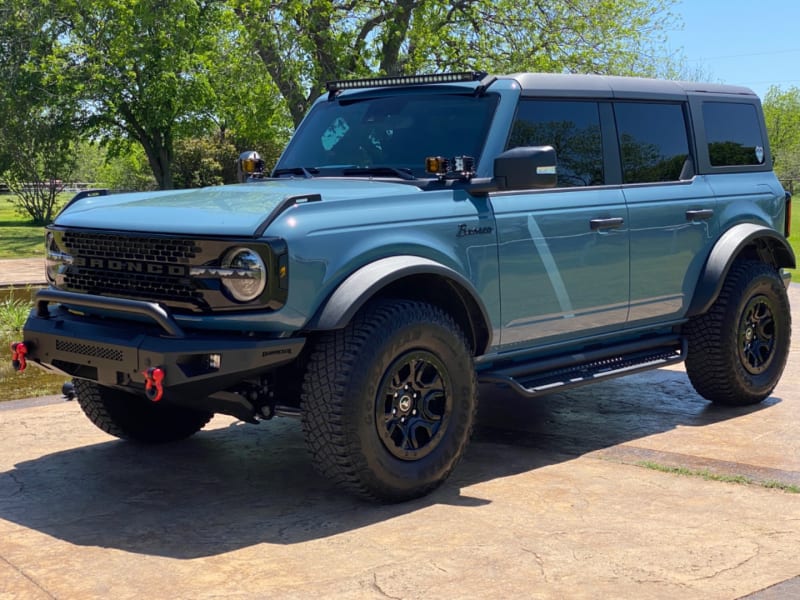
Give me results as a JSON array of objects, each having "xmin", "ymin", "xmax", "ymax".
[{"xmin": 72, "ymin": 256, "xmax": 188, "ymax": 276}]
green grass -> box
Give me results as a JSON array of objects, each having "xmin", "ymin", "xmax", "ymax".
[
  {"xmin": 637, "ymin": 460, "xmax": 800, "ymax": 494},
  {"xmin": 0, "ymin": 287, "xmax": 33, "ymax": 333},
  {"xmin": 0, "ymin": 196, "xmax": 49, "ymax": 258}
]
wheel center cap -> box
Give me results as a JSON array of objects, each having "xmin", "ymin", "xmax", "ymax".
[
  {"xmin": 398, "ymin": 395, "xmax": 413, "ymax": 412},
  {"xmin": 745, "ymin": 327, "xmax": 754, "ymax": 342}
]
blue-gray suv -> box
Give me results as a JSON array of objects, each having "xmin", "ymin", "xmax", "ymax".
[{"xmin": 15, "ymin": 72, "xmax": 795, "ymax": 501}]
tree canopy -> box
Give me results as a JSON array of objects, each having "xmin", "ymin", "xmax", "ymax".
[
  {"xmin": 0, "ymin": 0, "xmax": 78, "ymax": 223},
  {"xmin": 59, "ymin": 0, "xmax": 232, "ymax": 190},
  {"xmin": 233, "ymin": 0, "xmax": 680, "ymax": 127},
  {"xmin": 763, "ymin": 85, "xmax": 800, "ymax": 185}
]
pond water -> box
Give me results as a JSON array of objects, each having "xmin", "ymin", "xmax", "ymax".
[{"xmin": 1, "ymin": 286, "xmax": 67, "ymax": 402}]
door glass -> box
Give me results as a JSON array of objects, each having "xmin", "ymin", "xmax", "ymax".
[
  {"xmin": 614, "ymin": 102, "xmax": 690, "ymax": 183},
  {"xmin": 508, "ymin": 100, "xmax": 604, "ymax": 187}
]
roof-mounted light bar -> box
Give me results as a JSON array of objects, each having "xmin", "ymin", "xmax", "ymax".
[{"xmin": 326, "ymin": 71, "xmax": 488, "ymax": 95}]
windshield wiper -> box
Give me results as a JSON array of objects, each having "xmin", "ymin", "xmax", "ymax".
[
  {"xmin": 341, "ymin": 166, "xmax": 416, "ymax": 181},
  {"xmin": 272, "ymin": 166, "xmax": 318, "ymax": 178}
]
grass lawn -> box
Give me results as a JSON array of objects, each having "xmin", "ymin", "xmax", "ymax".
[{"xmin": 0, "ymin": 195, "xmax": 52, "ymax": 258}]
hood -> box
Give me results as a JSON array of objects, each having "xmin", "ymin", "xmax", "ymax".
[{"xmin": 54, "ymin": 179, "xmax": 419, "ymax": 237}]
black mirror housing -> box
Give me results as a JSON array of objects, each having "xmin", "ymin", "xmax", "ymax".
[{"xmin": 494, "ymin": 146, "xmax": 557, "ymax": 190}]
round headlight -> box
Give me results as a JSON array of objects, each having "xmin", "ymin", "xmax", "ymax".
[{"xmin": 220, "ymin": 247, "xmax": 267, "ymax": 302}]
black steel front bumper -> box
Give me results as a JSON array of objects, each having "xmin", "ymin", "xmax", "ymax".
[{"xmin": 21, "ymin": 289, "xmax": 305, "ymax": 401}]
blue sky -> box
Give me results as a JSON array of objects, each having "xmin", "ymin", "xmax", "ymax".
[{"xmin": 666, "ymin": 0, "xmax": 800, "ymax": 98}]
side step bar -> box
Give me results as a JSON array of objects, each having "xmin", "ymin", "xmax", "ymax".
[{"xmin": 479, "ymin": 335, "xmax": 687, "ymax": 398}]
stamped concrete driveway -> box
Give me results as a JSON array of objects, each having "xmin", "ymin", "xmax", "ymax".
[{"xmin": 1, "ymin": 287, "xmax": 799, "ymax": 599}]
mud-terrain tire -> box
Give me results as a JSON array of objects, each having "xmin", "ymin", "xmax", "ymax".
[
  {"xmin": 685, "ymin": 261, "xmax": 791, "ymax": 405},
  {"xmin": 301, "ymin": 299, "xmax": 477, "ymax": 502},
  {"xmin": 74, "ymin": 379, "xmax": 213, "ymax": 442}
]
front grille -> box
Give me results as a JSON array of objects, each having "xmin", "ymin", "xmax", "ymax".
[
  {"xmin": 49, "ymin": 227, "xmax": 287, "ymax": 313},
  {"xmin": 60, "ymin": 231, "xmax": 204, "ymax": 309}
]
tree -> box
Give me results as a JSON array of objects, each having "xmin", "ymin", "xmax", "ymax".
[
  {"xmin": 0, "ymin": 0, "xmax": 78, "ymax": 224},
  {"xmin": 173, "ymin": 135, "xmax": 239, "ymax": 188},
  {"xmin": 95, "ymin": 143, "xmax": 158, "ymax": 192},
  {"xmin": 232, "ymin": 0, "xmax": 680, "ymax": 128},
  {"xmin": 203, "ymin": 20, "xmax": 292, "ymax": 170},
  {"xmin": 59, "ymin": 0, "xmax": 230, "ymax": 190},
  {"xmin": 763, "ymin": 86, "xmax": 800, "ymax": 185}
]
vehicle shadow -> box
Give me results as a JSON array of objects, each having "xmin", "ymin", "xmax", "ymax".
[{"xmin": 0, "ymin": 368, "xmax": 778, "ymax": 559}]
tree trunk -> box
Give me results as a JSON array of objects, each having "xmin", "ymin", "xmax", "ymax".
[{"xmin": 379, "ymin": 1, "xmax": 416, "ymax": 75}]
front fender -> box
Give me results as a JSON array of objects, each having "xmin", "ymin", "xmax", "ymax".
[
  {"xmin": 687, "ymin": 223, "xmax": 795, "ymax": 317},
  {"xmin": 307, "ymin": 255, "xmax": 492, "ymax": 354}
]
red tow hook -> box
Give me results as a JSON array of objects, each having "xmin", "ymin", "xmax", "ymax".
[
  {"xmin": 10, "ymin": 342, "xmax": 28, "ymax": 372},
  {"xmin": 142, "ymin": 367, "xmax": 165, "ymax": 402}
]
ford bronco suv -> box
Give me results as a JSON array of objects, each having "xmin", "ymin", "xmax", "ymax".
[{"xmin": 13, "ymin": 72, "xmax": 794, "ymax": 502}]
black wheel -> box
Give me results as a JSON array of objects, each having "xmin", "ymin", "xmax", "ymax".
[
  {"xmin": 301, "ymin": 299, "xmax": 477, "ymax": 502},
  {"xmin": 685, "ymin": 261, "xmax": 791, "ymax": 405},
  {"xmin": 74, "ymin": 379, "xmax": 213, "ymax": 443}
]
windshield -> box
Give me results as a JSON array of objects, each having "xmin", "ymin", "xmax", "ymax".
[{"xmin": 275, "ymin": 93, "xmax": 499, "ymax": 179}]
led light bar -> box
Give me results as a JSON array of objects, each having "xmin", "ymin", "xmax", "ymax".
[{"xmin": 326, "ymin": 71, "xmax": 488, "ymax": 93}]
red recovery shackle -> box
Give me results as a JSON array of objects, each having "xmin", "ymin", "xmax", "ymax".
[
  {"xmin": 10, "ymin": 342, "xmax": 28, "ymax": 372},
  {"xmin": 143, "ymin": 366, "xmax": 165, "ymax": 402}
]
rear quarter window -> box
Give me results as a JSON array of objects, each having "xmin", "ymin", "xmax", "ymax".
[{"xmin": 702, "ymin": 102, "xmax": 766, "ymax": 167}]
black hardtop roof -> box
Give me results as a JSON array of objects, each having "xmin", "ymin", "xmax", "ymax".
[{"xmin": 503, "ymin": 72, "xmax": 757, "ymax": 100}]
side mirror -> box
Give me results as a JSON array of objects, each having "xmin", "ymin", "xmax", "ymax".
[{"xmin": 493, "ymin": 146, "xmax": 557, "ymax": 190}]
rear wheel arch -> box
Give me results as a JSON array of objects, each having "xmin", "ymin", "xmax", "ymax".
[
  {"xmin": 687, "ymin": 223, "xmax": 795, "ymax": 318},
  {"xmin": 307, "ymin": 255, "xmax": 493, "ymax": 355}
]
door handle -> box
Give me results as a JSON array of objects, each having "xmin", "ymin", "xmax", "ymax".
[
  {"xmin": 685, "ymin": 209, "xmax": 714, "ymax": 221},
  {"xmin": 590, "ymin": 217, "xmax": 625, "ymax": 231}
]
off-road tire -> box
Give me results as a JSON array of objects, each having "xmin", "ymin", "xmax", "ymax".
[
  {"xmin": 74, "ymin": 379, "xmax": 213, "ymax": 442},
  {"xmin": 685, "ymin": 261, "xmax": 791, "ymax": 405},
  {"xmin": 301, "ymin": 299, "xmax": 477, "ymax": 502}
]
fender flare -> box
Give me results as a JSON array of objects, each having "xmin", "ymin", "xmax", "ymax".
[
  {"xmin": 687, "ymin": 222, "xmax": 796, "ymax": 317},
  {"xmin": 307, "ymin": 255, "xmax": 493, "ymax": 355}
]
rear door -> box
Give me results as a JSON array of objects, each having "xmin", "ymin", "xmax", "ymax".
[{"xmin": 615, "ymin": 101, "xmax": 718, "ymax": 325}]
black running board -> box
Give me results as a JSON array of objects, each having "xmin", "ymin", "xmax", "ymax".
[{"xmin": 479, "ymin": 335, "xmax": 687, "ymax": 398}]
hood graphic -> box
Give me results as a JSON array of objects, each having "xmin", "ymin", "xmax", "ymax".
[{"xmin": 54, "ymin": 179, "xmax": 417, "ymax": 236}]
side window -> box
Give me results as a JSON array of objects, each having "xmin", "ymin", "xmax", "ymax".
[
  {"xmin": 614, "ymin": 102, "xmax": 690, "ymax": 184},
  {"xmin": 702, "ymin": 102, "xmax": 765, "ymax": 167},
  {"xmin": 508, "ymin": 100, "xmax": 604, "ymax": 187}
]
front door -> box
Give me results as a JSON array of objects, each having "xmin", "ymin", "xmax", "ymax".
[{"xmin": 494, "ymin": 187, "xmax": 630, "ymax": 347}]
